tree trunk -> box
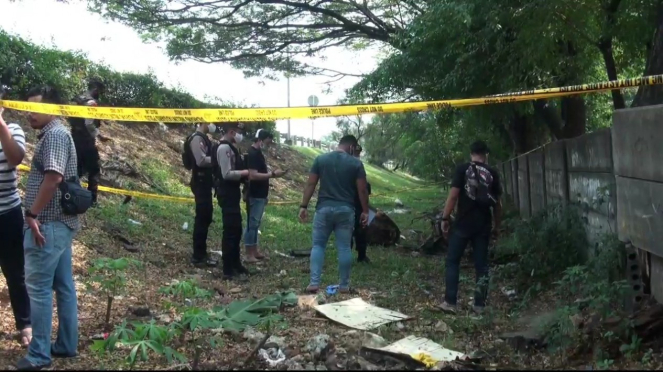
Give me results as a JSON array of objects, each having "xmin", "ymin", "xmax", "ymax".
[
  {"xmin": 561, "ymin": 96, "xmax": 587, "ymax": 138},
  {"xmin": 533, "ymin": 99, "xmax": 564, "ymax": 140},
  {"xmin": 632, "ymin": 1, "xmax": 663, "ymax": 107},
  {"xmin": 598, "ymin": 0, "xmax": 626, "ymax": 109},
  {"xmin": 507, "ymin": 113, "xmax": 537, "ymax": 154}
]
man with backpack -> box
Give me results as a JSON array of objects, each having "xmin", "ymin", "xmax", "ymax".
[
  {"xmin": 212, "ymin": 122, "xmax": 250, "ymax": 280},
  {"xmin": 182, "ymin": 122, "xmax": 219, "ymax": 267},
  {"xmin": 68, "ymin": 77, "xmax": 105, "ymax": 206},
  {"xmin": 438, "ymin": 140, "xmax": 502, "ymax": 315}
]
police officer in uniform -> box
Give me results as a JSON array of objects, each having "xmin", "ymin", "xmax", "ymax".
[
  {"xmin": 212, "ymin": 122, "xmax": 250, "ymax": 280},
  {"xmin": 68, "ymin": 77, "xmax": 105, "ymax": 205},
  {"xmin": 186, "ymin": 123, "xmax": 219, "ymax": 267}
]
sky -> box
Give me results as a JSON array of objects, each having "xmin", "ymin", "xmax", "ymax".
[{"xmin": 2, "ymin": 0, "xmax": 381, "ymax": 141}]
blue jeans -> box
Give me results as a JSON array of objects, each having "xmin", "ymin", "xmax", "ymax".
[
  {"xmin": 23, "ymin": 222, "xmax": 78, "ymax": 365},
  {"xmin": 444, "ymin": 229, "xmax": 490, "ymax": 307},
  {"xmin": 244, "ymin": 197, "xmax": 267, "ymax": 247},
  {"xmin": 310, "ymin": 205, "xmax": 355, "ymax": 289}
]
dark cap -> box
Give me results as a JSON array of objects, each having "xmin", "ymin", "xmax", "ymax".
[
  {"xmin": 470, "ymin": 140, "xmax": 489, "ymax": 155},
  {"xmin": 255, "ymin": 128, "xmax": 274, "ymax": 141}
]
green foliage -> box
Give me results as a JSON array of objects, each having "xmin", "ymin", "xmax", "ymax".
[
  {"xmin": 0, "ymin": 29, "xmax": 276, "ymax": 132},
  {"xmin": 495, "ymin": 203, "xmax": 588, "ymax": 289}
]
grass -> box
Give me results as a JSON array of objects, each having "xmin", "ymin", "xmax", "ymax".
[{"xmin": 0, "ymin": 145, "xmax": 602, "ymax": 370}]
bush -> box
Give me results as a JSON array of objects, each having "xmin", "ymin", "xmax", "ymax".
[
  {"xmin": 0, "ymin": 30, "xmax": 276, "ymax": 135},
  {"xmin": 495, "ymin": 203, "xmax": 588, "ymax": 290}
]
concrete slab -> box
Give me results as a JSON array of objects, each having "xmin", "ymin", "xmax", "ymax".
[
  {"xmin": 613, "ymin": 104, "xmax": 663, "ymax": 180},
  {"xmin": 566, "ymin": 128, "xmax": 613, "ymax": 173},
  {"xmin": 517, "ymin": 155, "xmax": 530, "ymax": 217},
  {"xmin": 528, "ymin": 150, "xmax": 546, "ymax": 214},
  {"xmin": 568, "ymin": 172, "xmax": 616, "ymax": 218},
  {"xmin": 616, "ymin": 176, "xmax": 663, "ymax": 258},
  {"xmin": 544, "ymin": 141, "xmax": 568, "ymax": 205},
  {"xmin": 510, "ymin": 159, "xmax": 519, "ymax": 209}
]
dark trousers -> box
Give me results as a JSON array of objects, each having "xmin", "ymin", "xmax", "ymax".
[
  {"xmin": 0, "ymin": 205, "xmax": 31, "ymax": 330},
  {"xmin": 351, "ymin": 210, "xmax": 368, "ymax": 260},
  {"xmin": 191, "ymin": 183, "xmax": 213, "ymax": 261},
  {"xmin": 444, "ymin": 229, "xmax": 490, "ymax": 307},
  {"xmin": 218, "ymin": 191, "xmax": 243, "ymax": 275},
  {"xmin": 76, "ymin": 141, "xmax": 101, "ymax": 203}
]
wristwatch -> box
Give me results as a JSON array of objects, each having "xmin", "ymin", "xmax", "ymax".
[
  {"xmin": 441, "ymin": 216, "xmax": 450, "ymax": 222},
  {"xmin": 25, "ymin": 210, "xmax": 38, "ymax": 219},
  {"xmin": 300, "ymin": 205, "xmax": 308, "ymax": 209}
]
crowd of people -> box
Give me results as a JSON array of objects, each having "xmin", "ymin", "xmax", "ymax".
[{"xmin": 0, "ymin": 79, "xmax": 503, "ymax": 370}]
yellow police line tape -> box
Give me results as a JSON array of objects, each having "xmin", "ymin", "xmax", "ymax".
[
  {"xmin": 17, "ymin": 164, "xmax": 438, "ymax": 205},
  {"xmin": 2, "ymin": 75, "xmax": 661, "ymax": 123}
]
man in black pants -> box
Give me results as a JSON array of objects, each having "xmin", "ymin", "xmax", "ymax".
[
  {"xmin": 213, "ymin": 122, "xmax": 250, "ymax": 280},
  {"xmin": 185, "ymin": 123, "xmax": 218, "ymax": 267},
  {"xmin": 68, "ymin": 77, "xmax": 104, "ymax": 205},
  {"xmin": 352, "ymin": 145, "xmax": 372, "ymax": 263},
  {"xmin": 0, "ymin": 97, "xmax": 31, "ymax": 347}
]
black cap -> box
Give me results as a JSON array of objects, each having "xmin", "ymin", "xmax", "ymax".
[
  {"xmin": 221, "ymin": 122, "xmax": 245, "ymax": 133},
  {"xmin": 255, "ymin": 129, "xmax": 274, "ymax": 141},
  {"xmin": 470, "ymin": 140, "xmax": 489, "ymax": 155}
]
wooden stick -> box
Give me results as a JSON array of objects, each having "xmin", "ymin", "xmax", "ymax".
[{"xmin": 244, "ymin": 332, "xmax": 271, "ymax": 365}]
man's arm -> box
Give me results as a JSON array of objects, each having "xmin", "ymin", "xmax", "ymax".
[
  {"xmin": 356, "ymin": 164, "xmax": 369, "ymax": 214},
  {"xmin": 247, "ymin": 151, "xmax": 273, "ymax": 181},
  {"xmin": 190, "ymin": 135, "xmax": 211, "ymax": 167},
  {"xmin": 28, "ymin": 133, "xmax": 67, "ymax": 215},
  {"xmin": 217, "ymin": 144, "xmax": 247, "ymax": 180},
  {"xmin": 0, "ymin": 120, "xmax": 25, "ymax": 167},
  {"xmin": 301, "ymin": 157, "xmax": 320, "ymax": 207},
  {"xmin": 442, "ymin": 165, "xmax": 465, "ymax": 219}
]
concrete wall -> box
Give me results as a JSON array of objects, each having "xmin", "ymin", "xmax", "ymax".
[
  {"xmin": 565, "ymin": 128, "xmax": 616, "ymax": 245},
  {"xmin": 613, "ymin": 104, "xmax": 663, "ymax": 303},
  {"xmin": 528, "ymin": 150, "xmax": 546, "ymax": 215},
  {"xmin": 502, "ymin": 104, "xmax": 663, "ymax": 303},
  {"xmin": 517, "ymin": 155, "xmax": 531, "ymax": 218}
]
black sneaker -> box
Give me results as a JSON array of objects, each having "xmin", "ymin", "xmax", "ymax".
[
  {"xmin": 191, "ymin": 257, "xmax": 218, "ymax": 268},
  {"xmin": 234, "ymin": 265, "xmax": 250, "ymax": 275},
  {"xmin": 358, "ymin": 256, "xmax": 371, "ymax": 264},
  {"xmin": 15, "ymin": 358, "xmax": 51, "ymax": 371}
]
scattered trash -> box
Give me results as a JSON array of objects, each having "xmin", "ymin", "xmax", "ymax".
[
  {"xmin": 326, "ymin": 285, "xmax": 339, "ymax": 296},
  {"xmin": 184, "ymin": 298, "xmax": 192, "ymax": 307},
  {"xmin": 128, "ymin": 219, "xmax": 142, "ymax": 225},
  {"xmin": 230, "ymin": 287, "xmax": 242, "ymax": 294},
  {"xmin": 395, "ymin": 199, "xmax": 404, "ymax": 207},
  {"xmin": 389, "ymin": 208, "xmax": 409, "ymax": 214},
  {"xmin": 258, "ymin": 347, "xmax": 286, "ymax": 367},
  {"xmin": 314, "ymin": 297, "xmax": 412, "ymax": 330},
  {"xmin": 182, "ymin": 222, "xmax": 188, "ymax": 230},
  {"xmin": 363, "ymin": 335, "xmax": 465, "ymax": 364},
  {"xmin": 273, "ymin": 250, "xmax": 292, "ymax": 258},
  {"xmin": 277, "ymin": 270, "xmax": 287, "ymax": 277},
  {"xmin": 290, "ymin": 249, "xmax": 311, "ymax": 258},
  {"xmin": 501, "ymin": 287, "xmax": 518, "ymax": 300},
  {"xmin": 90, "ymin": 332, "xmax": 109, "ymax": 341},
  {"xmin": 210, "ymin": 250, "xmax": 223, "ymax": 257},
  {"xmin": 298, "ymin": 294, "xmax": 320, "ymax": 309}
]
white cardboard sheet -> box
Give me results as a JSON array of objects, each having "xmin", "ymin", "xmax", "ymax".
[
  {"xmin": 365, "ymin": 335, "xmax": 466, "ymax": 363},
  {"xmin": 313, "ymin": 297, "xmax": 411, "ymax": 330}
]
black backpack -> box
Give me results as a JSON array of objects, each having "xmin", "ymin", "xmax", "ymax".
[
  {"xmin": 182, "ymin": 132, "xmax": 205, "ymax": 170},
  {"xmin": 464, "ymin": 162, "xmax": 497, "ymax": 207}
]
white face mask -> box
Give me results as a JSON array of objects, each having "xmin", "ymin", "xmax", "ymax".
[
  {"xmin": 208, "ymin": 124, "xmax": 217, "ymax": 133},
  {"xmin": 235, "ymin": 133, "xmax": 244, "ymax": 143}
]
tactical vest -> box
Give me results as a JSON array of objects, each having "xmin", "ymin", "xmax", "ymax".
[
  {"xmin": 68, "ymin": 93, "xmax": 100, "ymax": 146},
  {"xmin": 191, "ymin": 132, "xmax": 214, "ymax": 186},
  {"xmin": 212, "ymin": 140, "xmax": 246, "ymax": 198}
]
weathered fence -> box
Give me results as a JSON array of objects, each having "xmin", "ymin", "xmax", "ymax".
[
  {"xmin": 502, "ymin": 103, "xmax": 663, "ymax": 303},
  {"xmin": 277, "ymin": 133, "xmax": 333, "ymax": 151}
]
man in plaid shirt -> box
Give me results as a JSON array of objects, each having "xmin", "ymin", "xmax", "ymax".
[{"xmin": 16, "ymin": 86, "xmax": 80, "ymax": 371}]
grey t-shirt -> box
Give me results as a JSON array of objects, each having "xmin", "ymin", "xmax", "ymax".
[{"xmin": 310, "ymin": 150, "xmax": 366, "ymax": 210}]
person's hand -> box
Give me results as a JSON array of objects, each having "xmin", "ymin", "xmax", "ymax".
[
  {"xmin": 360, "ymin": 212, "xmax": 369, "ymax": 227},
  {"xmin": 273, "ymin": 169, "xmax": 287, "ymax": 178},
  {"xmin": 241, "ymin": 169, "xmax": 250, "ymax": 177},
  {"xmin": 26, "ymin": 217, "xmax": 45, "ymax": 247},
  {"xmin": 299, "ymin": 207, "xmax": 308, "ymax": 223},
  {"xmin": 442, "ymin": 220, "xmax": 450, "ymax": 240}
]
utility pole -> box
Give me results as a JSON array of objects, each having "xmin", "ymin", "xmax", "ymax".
[{"xmin": 308, "ymin": 95, "xmax": 319, "ymax": 147}]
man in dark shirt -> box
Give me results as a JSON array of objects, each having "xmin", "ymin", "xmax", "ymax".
[
  {"xmin": 245, "ymin": 129, "xmax": 286, "ymax": 263},
  {"xmin": 351, "ymin": 145, "xmax": 371, "ymax": 263},
  {"xmin": 438, "ymin": 140, "xmax": 502, "ymax": 315},
  {"xmin": 299, "ymin": 135, "xmax": 369, "ymax": 294}
]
